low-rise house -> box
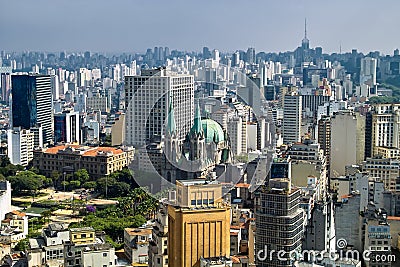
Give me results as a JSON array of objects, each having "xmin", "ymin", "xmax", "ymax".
[
  {"xmin": 64, "ymin": 227, "xmax": 116, "ymax": 267},
  {"xmin": 124, "ymin": 227, "xmax": 152, "ymax": 266},
  {"xmin": 27, "ymin": 223, "xmax": 70, "ymax": 267}
]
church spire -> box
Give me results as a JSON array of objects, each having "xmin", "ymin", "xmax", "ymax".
[
  {"xmin": 166, "ymin": 97, "xmax": 176, "ymax": 136},
  {"xmin": 193, "ymin": 102, "xmax": 203, "ymax": 135}
]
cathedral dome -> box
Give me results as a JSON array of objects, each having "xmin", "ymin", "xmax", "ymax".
[
  {"xmin": 202, "ymin": 119, "xmax": 225, "ymax": 144},
  {"xmin": 189, "ymin": 118, "xmax": 226, "ymax": 144}
]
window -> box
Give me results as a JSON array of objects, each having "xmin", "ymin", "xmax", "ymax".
[{"xmin": 103, "ymin": 253, "xmax": 108, "ymax": 257}]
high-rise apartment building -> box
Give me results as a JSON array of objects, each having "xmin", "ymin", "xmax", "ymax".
[
  {"xmin": 125, "ymin": 68, "xmax": 194, "ymax": 147},
  {"xmin": 282, "ymin": 94, "xmax": 302, "ymax": 144},
  {"xmin": 330, "ymin": 111, "xmax": 365, "ymax": 177},
  {"xmin": 168, "ymin": 180, "xmax": 230, "ymax": 267},
  {"xmin": 318, "ymin": 116, "xmax": 331, "ymax": 170},
  {"xmin": 54, "ymin": 110, "xmax": 80, "ymax": 144},
  {"xmin": 227, "ymin": 116, "xmax": 243, "ymax": 156},
  {"xmin": 360, "ymin": 57, "xmax": 377, "ymax": 86},
  {"xmin": 362, "ymin": 157, "xmax": 400, "ymax": 192},
  {"xmin": 246, "ymin": 47, "xmax": 256, "ymax": 64},
  {"xmin": 255, "ymin": 178, "xmax": 304, "ymax": 267},
  {"xmin": 7, "ymin": 127, "xmax": 34, "ymax": 166},
  {"xmin": 366, "ymin": 104, "xmax": 400, "ymax": 158},
  {"xmin": 11, "ymin": 74, "xmax": 53, "ymax": 147},
  {"xmin": 1, "ymin": 72, "xmax": 11, "ymax": 102}
]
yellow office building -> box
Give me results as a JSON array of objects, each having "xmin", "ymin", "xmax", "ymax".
[
  {"xmin": 69, "ymin": 227, "xmax": 96, "ymax": 245},
  {"xmin": 168, "ymin": 180, "xmax": 230, "ymax": 267}
]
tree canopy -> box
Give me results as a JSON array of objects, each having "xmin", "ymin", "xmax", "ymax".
[{"xmin": 7, "ymin": 171, "xmax": 50, "ymax": 195}]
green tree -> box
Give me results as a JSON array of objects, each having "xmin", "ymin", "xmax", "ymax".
[
  {"xmin": 108, "ymin": 182, "xmax": 130, "ymax": 198},
  {"xmin": 0, "ymin": 156, "xmax": 11, "ymax": 168},
  {"xmin": 7, "ymin": 171, "xmax": 47, "ymax": 196},
  {"xmin": 83, "ymin": 181, "xmax": 96, "ymax": 190},
  {"xmin": 111, "ymin": 168, "xmax": 135, "ymax": 185},
  {"xmin": 14, "ymin": 239, "xmax": 28, "ymax": 251},
  {"xmin": 69, "ymin": 180, "xmax": 81, "ymax": 189},
  {"xmin": 0, "ymin": 164, "xmax": 24, "ymax": 177},
  {"xmin": 50, "ymin": 170, "xmax": 61, "ymax": 187},
  {"xmin": 96, "ymin": 177, "xmax": 116, "ymax": 196},
  {"xmin": 74, "ymin": 169, "xmax": 89, "ymax": 184},
  {"xmin": 41, "ymin": 210, "xmax": 52, "ymax": 224},
  {"xmin": 368, "ymin": 96, "xmax": 399, "ymax": 104},
  {"xmin": 60, "ymin": 181, "xmax": 70, "ymax": 191}
]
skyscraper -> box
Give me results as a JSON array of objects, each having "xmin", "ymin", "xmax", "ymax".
[
  {"xmin": 318, "ymin": 116, "xmax": 331, "ymax": 171},
  {"xmin": 11, "ymin": 74, "xmax": 53, "ymax": 147},
  {"xmin": 282, "ymin": 94, "xmax": 302, "ymax": 144},
  {"xmin": 125, "ymin": 67, "xmax": 194, "ymax": 147},
  {"xmin": 1, "ymin": 72, "xmax": 11, "ymax": 102},
  {"xmin": 246, "ymin": 47, "xmax": 256, "ymax": 64},
  {"xmin": 360, "ymin": 57, "xmax": 377, "ymax": 86},
  {"xmin": 255, "ymin": 178, "xmax": 304, "ymax": 267},
  {"xmin": 54, "ymin": 110, "xmax": 80, "ymax": 144},
  {"xmin": 330, "ymin": 111, "xmax": 365, "ymax": 177}
]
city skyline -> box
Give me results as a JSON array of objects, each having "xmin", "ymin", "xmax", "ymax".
[{"xmin": 1, "ymin": 0, "xmax": 400, "ymax": 54}]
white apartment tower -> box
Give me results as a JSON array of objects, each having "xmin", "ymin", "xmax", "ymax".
[
  {"xmin": 360, "ymin": 57, "xmax": 377, "ymax": 86},
  {"xmin": 227, "ymin": 116, "xmax": 243, "ymax": 156},
  {"xmin": 369, "ymin": 104, "xmax": 400, "ymax": 157},
  {"xmin": 125, "ymin": 68, "xmax": 194, "ymax": 146},
  {"xmin": 282, "ymin": 94, "xmax": 302, "ymax": 144},
  {"xmin": 7, "ymin": 127, "xmax": 34, "ymax": 166}
]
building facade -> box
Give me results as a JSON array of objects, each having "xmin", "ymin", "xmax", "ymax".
[
  {"xmin": 33, "ymin": 145, "xmax": 134, "ymax": 178},
  {"xmin": 7, "ymin": 127, "xmax": 34, "ymax": 166},
  {"xmin": 11, "ymin": 74, "xmax": 53, "ymax": 147},
  {"xmin": 282, "ymin": 94, "xmax": 302, "ymax": 144},
  {"xmin": 367, "ymin": 104, "xmax": 400, "ymax": 158},
  {"xmin": 168, "ymin": 180, "xmax": 231, "ymax": 267},
  {"xmin": 255, "ymin": 179, "xmax": 304, "ymax": 267},
  {"xmin": 125, "ymin": 68, "xmax": 194, "ymax": 146},
  {"xmin": 330, "ymin": 111, "xmax": 365, "ymax": 177}
]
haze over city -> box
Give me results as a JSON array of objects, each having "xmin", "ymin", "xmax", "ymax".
[{"xmin": 1, "ymin": 0, "xmax": 400, "ymax": 54}]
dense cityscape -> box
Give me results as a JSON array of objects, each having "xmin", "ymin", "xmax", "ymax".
[{"xmin": 2, "ymin": 8, "xmax": 400, "ymax": 267}]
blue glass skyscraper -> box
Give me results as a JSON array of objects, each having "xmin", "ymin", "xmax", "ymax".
[{"xmin": 11, "ymin": 74, "xmax": 53, "ymax": 147}]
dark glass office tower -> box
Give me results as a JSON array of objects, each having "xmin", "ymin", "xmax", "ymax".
[{"xmin": 11, "ymin": 74, "xmax": 53, "ymax": 147}]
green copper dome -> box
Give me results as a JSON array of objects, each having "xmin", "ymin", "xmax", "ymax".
[{"xmin": 190, "ymin": 119, "xmax": 225, "ymax": 144}]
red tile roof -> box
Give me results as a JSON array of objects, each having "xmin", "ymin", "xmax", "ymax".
[{"xmin": 43, "ymin": 145, "xmax": 123, "ymax": 156}]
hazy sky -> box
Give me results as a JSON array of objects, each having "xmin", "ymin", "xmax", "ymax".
[{"xmin": 1, "ymin": 0, "xmax": 399, "ymax": 54}]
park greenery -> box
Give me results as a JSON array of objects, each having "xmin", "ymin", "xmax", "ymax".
[
  {"xmin": 69, "ymin": 187, "xmax": 157, "ymax": 249},
  {"xmin": 0, "ymin": 153, "xmax": 160, "ymax": 249},
  {"xmin": 368, "ymin": 96, "xmax": 399, "ymax": 104}
]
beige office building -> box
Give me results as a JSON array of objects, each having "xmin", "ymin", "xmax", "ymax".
[
  {"xmin": 168, "ymin": 180, "xmax": 230, "ymax": 267},
  {"xmin": 330, "ymin": 111, "xmax": 365, "ymax": 177}
]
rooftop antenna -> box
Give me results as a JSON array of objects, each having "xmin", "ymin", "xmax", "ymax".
[{"xmin": 304, "ymin": 18, "xmax": 307, "ymax": 39}]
